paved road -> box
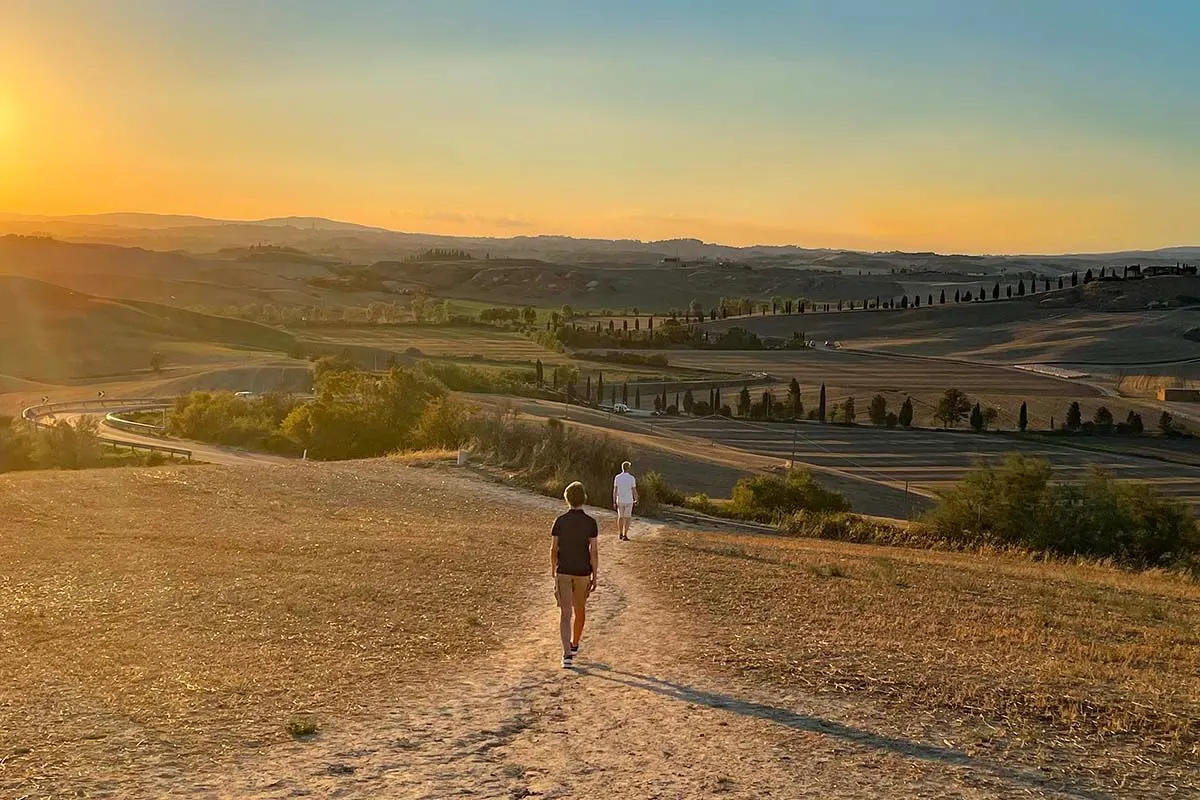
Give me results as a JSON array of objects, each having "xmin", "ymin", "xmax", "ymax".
[{"xmin": 47, "ymin": 409, "xmax": 294, "ymax": 467}]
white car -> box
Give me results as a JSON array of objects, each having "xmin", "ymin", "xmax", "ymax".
[
  {"xmin": 234, "ymin": 391, "xmax": 256, "ymax": 399},
  {"xmin": 611, "ymin": 403, "xmax": 631, "ymax": 414}
]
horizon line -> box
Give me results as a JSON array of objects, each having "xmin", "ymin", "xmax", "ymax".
[{"xmin": 1, "ymin": 208, "xmax": 1196, "ymax": 261}]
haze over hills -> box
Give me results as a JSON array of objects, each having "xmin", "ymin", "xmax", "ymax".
[{"xmin": 1, "ymin": 212, "xmax": 1195, "ymax": 264}]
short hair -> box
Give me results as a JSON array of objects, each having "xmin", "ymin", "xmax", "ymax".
[
  {"xmin": 621, "ymin": 461, "xmax": 632, "ymax": 472},
  {"xmin": 563, "ymin": 481, "xmax": 587, "ymax": 508}
]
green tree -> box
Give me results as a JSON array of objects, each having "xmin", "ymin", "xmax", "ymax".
[
  {"xmin": 522, "ymin": 306, "xmax": 538, "ymax": 326},
  {"xmin": 597, "ymin": 372, "xmax": 604, "ymax": 403},
  {"xmin": 1126, "ymin": 410, "xmax": 1144, "ymax": 435},
  {"xmin": 1066, "ymin": 401, "xmax": 1083, "ymax": 431},
  {"xmin": 738, "ymin": 386, "xmax": 752, "ymax": 417},
  {"xmin": 535, "ymin": 359, "xmax": 544, "ymax": 387},
  {"xmin": 969, "ymin": 402, "xmax": 984, "ymax": 432},
  {"xmin": 1018, "ymin": 401, "xmax": 1028, "ymax": 432},
  {"xmin": 149, "ymin": 352, "xmax": 165, "ymax": 373},
  {"xmin": 842, "ymin": 396, "xmax": 856, "ymax": 424},
  {"xmin": 1159, "ymin": 411, "xmax": 1177, "ymax": 436},
  {"xmin": 899, "ymin": 397, "xmax": 914, "ymax": 428},
  {"xmin": 1093, "ymin": 406, "xmax": 1114, "ymax": 429},
  {"xmin": 787, "ymin": 378, "xmax": 802, "ymax": 418},
  {"xmin": 683, "ymin": 389, "xmax": 695, "ymax": 414},
  {"xmin": 935, "ymin": 389, "xmax": 972, "ymax": 428},
  {"xmin": 622, "ymin": 382, "xmax": 629, "ymax": 405},
  {"xmin": 869, "ymin": 394, "xmax": 888, "ymax": 426},
  {"xmin": 818, "ymin": 384, "xmax": 827, "ymax": 423}
]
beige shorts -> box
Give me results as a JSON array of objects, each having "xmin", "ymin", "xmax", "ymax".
[
  {"xmin": 616, "ymin": 503, "xmax": 634, "ymax": 519},
  {"xmin": 555, "ymin": 573, "xmax": 592, "ymax": 608}
]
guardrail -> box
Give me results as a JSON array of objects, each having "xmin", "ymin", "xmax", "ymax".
[
  {"xmin": 21, "ymin": 398, "xmax": 192, "ymax": 461},
  {"xmin": 104, "ymin": 410, "xmax": 169, "ymax": 436}
]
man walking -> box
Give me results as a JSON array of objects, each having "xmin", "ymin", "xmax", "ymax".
[
  {"xmin": 551, "ymin": 481, "xmax": 598, "ymax": 669},
  {"xmin": 613, "ymin": 461, "xmax": 638, "ymax": 541}
]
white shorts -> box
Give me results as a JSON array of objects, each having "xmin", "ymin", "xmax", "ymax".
[{"xmin": 616, "ymin": 503, "xmax": 634, "ymax": 519}]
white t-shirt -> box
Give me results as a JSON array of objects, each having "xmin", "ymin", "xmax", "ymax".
[{"xmin": 613, "ymin": 472, "xmax": 637, "ymax": 504}]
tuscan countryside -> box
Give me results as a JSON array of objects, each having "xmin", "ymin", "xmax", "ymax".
[{"xmin": 2, "ymin": 2, "xmax": 1198, "ymax": 798}]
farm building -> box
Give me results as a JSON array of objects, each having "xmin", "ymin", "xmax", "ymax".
[{"xmin": 1157, "ymin": 387, "xmax": 1200, "ymax": 402}]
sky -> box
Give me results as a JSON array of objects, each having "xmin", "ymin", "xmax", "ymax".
[{"xmin": 1, "ymin": 0, "xmax": 1197, "ymax": 253}]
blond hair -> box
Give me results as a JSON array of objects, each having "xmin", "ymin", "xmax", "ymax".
[
  {"xmin": 621, "ymin": 461, "xmax": 632, "ymax": 472},
  {"xmin": 563, "ymin": 481, "xmax": 587, "ymax": 508}
]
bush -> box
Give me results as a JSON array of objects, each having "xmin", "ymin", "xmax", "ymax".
[
  {"xmin": 779, "ymin": 511, "xmax": 929, "ymax": 547},
  {"xmin": 728, "ymin": 469, "xmax": 851, "ymax": 523},
  {"xmin": 170, "ymin": 391, "xmax": 303, "ymax": 453},
  {"xmin": 411, "ymin": 397, "xmax": 475, "ymax": 450},
  {"xmin": 417, "ymin": 360, "xmax": 537, "ymax": 395},
  {"xmin": 283, "ymin": 367, "xmax": 445, "ymax": 459},
  {"xmin": 466, "ymin": 411, "xmax": 631, "ymax": 505},
  {"xmin": 1, "ymin": 416, "xmax": 105, "ymax": 472},
  {"xmin": 641, "ymin": 471, "xmax": 683, "ymax": 508},
  {"xmin": 919, "ymin": 454, "xmax": 1199, "ymax": 571}
]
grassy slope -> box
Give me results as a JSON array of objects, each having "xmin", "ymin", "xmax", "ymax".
[
  {"xmin": 630, "ymin": 527, "xmax": 1199, "ymax": 795},
  {"xmin": 700, "ymin": 282, "xmax": 1200, "ymax": 365},
  {"xmin": 0, "ymin": 276, "xmax": 297, "ymax": 381}
]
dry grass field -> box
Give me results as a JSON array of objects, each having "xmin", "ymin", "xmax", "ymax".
[
  {"xmin": 701, "ymin": 287, "xmax": 1200, "ymax": 367},
  {"xmin": 666, "ymin": 348, "xmax": 1120, "ymax": 430},
  {"xmin": 299, "ymin": 325, "xmax": 558, "ymax": 362},
  {"xmin": 629, "ymin": 528, "xmax": 1200, "ymax": 796},
  {"xmin": 650, "ymin": 415, "xmax": 1200, "ymax": 514},
  {"xmin": 0, "ymin": 462, "xmax": 550, "ymax": 797},
  {"xmin": 668, "ymin": 349, "xmax": 1100, "ymax": 397}
]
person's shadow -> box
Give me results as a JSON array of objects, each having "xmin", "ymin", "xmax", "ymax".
[{"xmin": 575, "ymin": 663, "xmax": 1111, "ymax": 800}]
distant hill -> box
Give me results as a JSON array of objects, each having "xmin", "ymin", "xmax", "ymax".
[
  {"xmin": 1, "ymin": 211, "xmax": 1194, "ymax": 264},
  {"xmin": 0, "ymin": 276, "xmax": 297, "ymax": 382}
]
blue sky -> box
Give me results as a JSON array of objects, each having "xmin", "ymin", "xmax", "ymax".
[{"xmin": 2, "ymin": 0, "xmax": 1197, "ymax": 251}]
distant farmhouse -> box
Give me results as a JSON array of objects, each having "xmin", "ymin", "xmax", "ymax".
[
  {"xmin": 1157, "ymin": 387, "xmax": 1200, "ymax": 403},
  {"xmin": 1124, "ymin": 262, "xmax": 1198, "ymax": 279}
]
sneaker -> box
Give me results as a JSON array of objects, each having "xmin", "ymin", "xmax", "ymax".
[
  {"xmin": 561, "ymin": 655, "xmax": 574, "ymax": 669},
  {"xmin": 570, "ymin": 642, "xmax": 580, "ymax": 657}
]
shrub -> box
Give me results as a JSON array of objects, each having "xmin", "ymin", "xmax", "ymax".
[
  {"xmin": 283, "ymin": 367, "xmax": 445, "ymax": 460},
  {"xmin": 170, "ymin": 391, "xmax": 303, "ymax": 453},
  {"xmin": 412, "ymin": 397, "xmax": 475, "ymax": 450},
  {"xmin": 641, "ymin": 471, "xmax": 683, "ymax": 508},
  {"xmin": 466, "ymin": 411, "xmax": 631, "ymax": 506},
  {"xmin": 919, "ymin": 454, "xmax": 1199, "ymax": 570},
  {"xmin": 416, "ymin": 360, "xmax": 537, "ymax": 395},
  {"xmin": 780, "ymin": 511, "xmax": 933, "ymax": 548},
  {"xmin": 728, "ymin": 469, "xmax": 851, "ymax": 523}
]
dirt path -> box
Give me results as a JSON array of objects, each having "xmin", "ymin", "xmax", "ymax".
[{"xmin": 179, "ymin": 484, "xmax": 1110, "ymax": 799}]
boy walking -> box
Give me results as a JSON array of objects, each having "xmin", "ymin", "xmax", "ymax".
[
  {"xmin": 613, "ymin": 461, "xmax": 638, "ymax": 541},
  {"xmin": 551, "ymin": 481, "xmax": 598, "ymax": 669}
]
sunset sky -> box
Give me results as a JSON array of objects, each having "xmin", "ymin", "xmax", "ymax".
[{"xmin": 2, "ymin": 1, "xmax": 1197, "ymax": 253}]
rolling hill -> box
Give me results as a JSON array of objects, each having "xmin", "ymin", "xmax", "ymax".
[{"xmin": 0, "ymin": 276, "xmax": 297, "ymax": 382}]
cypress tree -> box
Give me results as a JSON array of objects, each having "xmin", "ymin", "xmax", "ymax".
[
  {"xmin": 899, "ymin": 396, "xmax": 914, "ymax": 428},
  {"xmin": 1018, "ymin": 401, "xmax": 1028, "ymax": 432},
  {"xmin": 818, "ymin": 384, "xmax": 827, "ymax": 423}
]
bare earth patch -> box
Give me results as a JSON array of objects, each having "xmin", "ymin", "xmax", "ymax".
[{"xmin": 0, "ymin": 462, "xmax": 548, "ymax": 796}]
